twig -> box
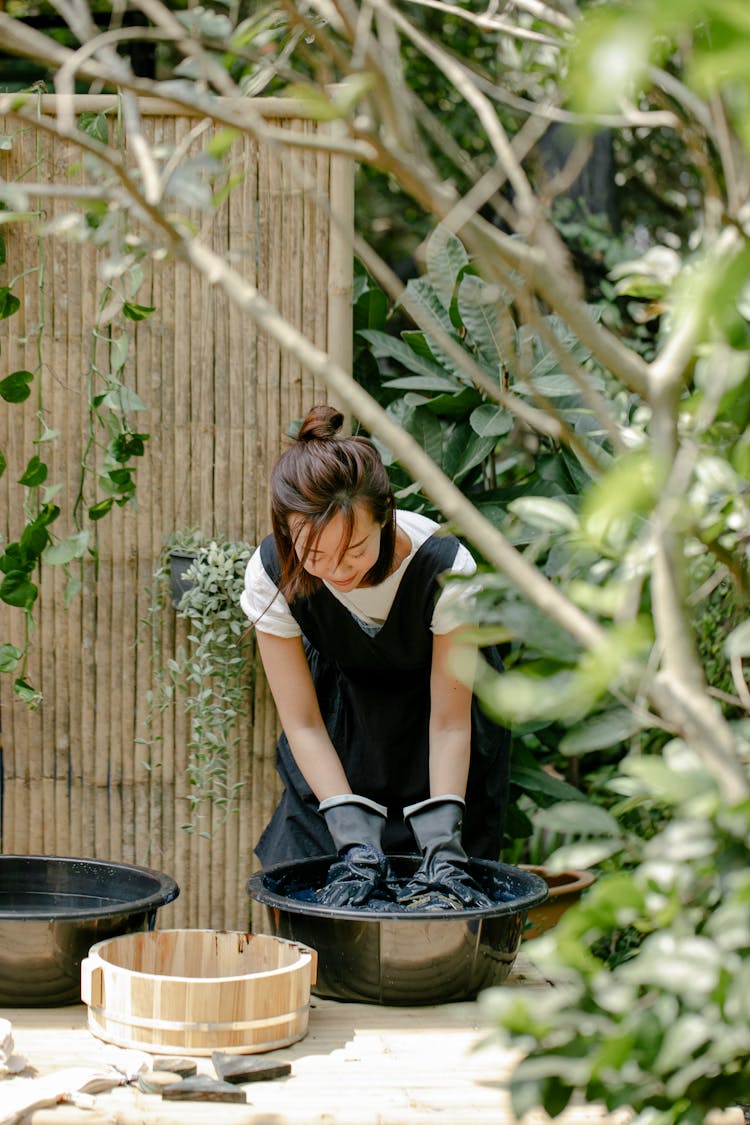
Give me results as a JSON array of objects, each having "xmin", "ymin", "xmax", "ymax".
[
  {"xmin": 730, "ymin": 653, "xmax": 750, "ymax": 713},
  {"xmin": 400, "ymin": 0, "xmax": 564, "ymax": 46}
]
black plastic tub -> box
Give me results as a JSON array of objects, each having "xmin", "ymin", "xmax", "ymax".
[
  {"xmin": 248, "ymin": 855, "xmax": 547, "ymax": 1006},
  {"xmin": 0, "ymin": 855, "xmax": 179, "ymax": 1007}
]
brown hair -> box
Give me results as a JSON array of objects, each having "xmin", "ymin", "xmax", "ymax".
[{"xmin": 270, "ymin": 405, "xmax": 396, "ymax": 601}]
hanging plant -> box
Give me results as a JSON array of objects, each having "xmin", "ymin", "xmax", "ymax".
[{"xmin": 143, "ymin": 532, "xmax": 255, "ymax": 836}]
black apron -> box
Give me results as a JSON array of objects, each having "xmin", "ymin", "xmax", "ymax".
[{"xmin": 255, "ymin": 531, "xmax": 510, "ymax": 865}]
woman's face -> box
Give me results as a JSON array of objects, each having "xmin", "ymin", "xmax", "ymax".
[{"xmin": 290, "ymin": 503, "xmax": 383, "ymax": 592}]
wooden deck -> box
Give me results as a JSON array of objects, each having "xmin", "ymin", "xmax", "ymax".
[{"xmin": 0, "ymin": 956, "xmax": 642, "ymax": 1125}]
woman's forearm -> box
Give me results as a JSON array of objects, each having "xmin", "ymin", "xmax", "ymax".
[
  {"xmin": 428, "ymin": 630, "xmax": 475, "ymax": 799},
  {"xmin": 256, "ymin": 630, "xmax": 351, "ymax": 801},
  {"xmin": 284, "ymin": 722, "xmax": 352, "ymax": 802},
  {"xmin": 428, "ymin": 722, "xmax": 471, "ymax": 797}
]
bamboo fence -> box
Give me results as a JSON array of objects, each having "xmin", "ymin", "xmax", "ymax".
[{"xmin": 0, "ymin": 96, "xmax": 353, "ymax": 930}]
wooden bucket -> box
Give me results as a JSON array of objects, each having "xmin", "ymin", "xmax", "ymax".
[{"xmin": 81, "ymin": 929, "xmax": 317, "ymax": 1056}]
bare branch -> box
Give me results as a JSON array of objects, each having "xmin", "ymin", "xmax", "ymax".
[
  {"xmin": 400, "ymin": 0, "xmax": 564, "ymax": 46},
  {"xmin": 506, "ymin": 0, "xmax": 576, "ymax": 32},
  {"xmin": 378, "ymin": 0, "xmax": 537, "ymax": 217}
]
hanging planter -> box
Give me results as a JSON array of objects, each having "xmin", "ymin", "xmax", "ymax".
[
  {"xmin": 518, "ymin": 865, "xmax": 596, "ymax": 940},
  {"xmin": 168, "ymin": 548, "xmax": 198, "ymax": 609},
  {"xmin": 147, "ymin": 534, "xmax": 254, "ymax": 834}
]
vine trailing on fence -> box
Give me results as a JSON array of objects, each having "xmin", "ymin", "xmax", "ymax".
[{"xmin": 0, "ymin": 105, "xmax": 153, "ymax": 703}]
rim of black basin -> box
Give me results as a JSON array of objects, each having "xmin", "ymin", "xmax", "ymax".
[
  {"xmin": 0, "ymin": 855, "xmax": 180, "ymax": 921},
  {"xmin": 248, "ymin": 854, "xmax": 548, "ymax": 922}
]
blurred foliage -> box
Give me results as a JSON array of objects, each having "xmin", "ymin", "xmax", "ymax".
[{"xmin": 482, "ymin": 740, "xmax": 750, "ymax": 1125}]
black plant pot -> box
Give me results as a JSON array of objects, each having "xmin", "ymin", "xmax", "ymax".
[{"xmin": 169, "ymin": 549, "xmax": 197, "ymax": 609}]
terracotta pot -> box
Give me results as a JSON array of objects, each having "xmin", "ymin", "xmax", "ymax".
[{"xmin": 518, "ymin": 865, "xmax": 596, "ymax": 939}]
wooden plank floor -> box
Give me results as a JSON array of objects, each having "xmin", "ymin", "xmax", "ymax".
[{"xmin": 0, "ymin": 958, "xmax": 665, "ymax": 1125}]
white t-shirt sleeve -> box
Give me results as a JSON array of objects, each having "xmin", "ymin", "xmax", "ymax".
[
  {"xmin": 431, "ymin": 542, "xmax": 479, "ymax": 634},
  {"xmin": 240, "ymin": 546, "xmax": 302, "ymax": 637}
]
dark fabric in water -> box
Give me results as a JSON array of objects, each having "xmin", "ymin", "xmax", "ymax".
[
  {"xmin": 267, "ymin": 864, "xmax": 518, "ymax": 914},
  {"xmin": 255, "ymin": 531, "xmax": 510, "ymax": 866}
]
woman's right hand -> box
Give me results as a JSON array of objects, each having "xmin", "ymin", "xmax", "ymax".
[{"xmin": 318, "ymin": 795, "xmax": 394, "ymax": 907}]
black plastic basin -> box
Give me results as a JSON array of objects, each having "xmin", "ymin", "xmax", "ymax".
[
  {"xmin": 0, "ymin": 855, "xmax": 179, "ymax": 1007},
  {"xmin": 248, "ymin": 855, "xmax": 547, "ymax": 1006}
]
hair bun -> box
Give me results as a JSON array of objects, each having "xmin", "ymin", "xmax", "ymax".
[{"xmin": 297, "ymin": 404, "xmax": 344, "ymax": 443}]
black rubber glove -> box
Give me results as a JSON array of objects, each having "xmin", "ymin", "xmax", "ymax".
[
  {"xmin": 398, "ymin": 796, "xmax": 494, "ymax": 910},
  {"xmin": 317, "ymin": 795, "xmax": 393, "ymax": 907}
]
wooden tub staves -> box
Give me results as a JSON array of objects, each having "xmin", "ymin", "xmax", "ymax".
[{"xmin": 81, "ymin": 929, "xmax": 317, "ymax": 1056}]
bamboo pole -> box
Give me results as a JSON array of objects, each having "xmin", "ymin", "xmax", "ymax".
[{"xmin": 327, "ymin": 122, "xmax": 355, "ymax": 388}]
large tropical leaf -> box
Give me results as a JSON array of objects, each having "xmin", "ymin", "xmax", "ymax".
[
  {"xmin": 400, "ymin": 275, "xmax": 456, "ymax": 335},
  {"xmin": 395, "ymin": 398, "xmax": 446, "ymax": 464},
  {"xmin": 442, "ymin": 425, "xmax": 497, "ymax": 484},
  {"xmin": 457, "ymin": 273, "xmax": 507, "ymax": 372},
  {"xmin": 423, "ymin": 386, "xmax": 484, "ymax": 417},
  {"xmin": 470, "ymin": 402, "xmax": 513, "ymax": 437},
  {"xmin": 424, "ymin": 226, "xmax": 469, "ymax": 311},
  {"xmin": 358, "ymin": 330, "xmax": 452, "ymax": 381}
]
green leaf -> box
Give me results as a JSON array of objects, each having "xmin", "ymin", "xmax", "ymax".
[
  {"xmin": 581, "ymin": 450, "xmax": 660, "ymax": 548},
  {"xmin": 425, "ymin": 225, "xmax": 469, "ymax": 311},
  {"xmin": 533, "ymin": 800, "xmax": 622, "ymax": 837},
  {"xmin": 36, "ymin": 502, "xmax": 61, "ymax": 527},
  {"xmin": 88, "ymin": 498, "xmax": 114, "ymax": 520},
  {"xmin": 458, "ymin": 274, "xmax": 505, "ymax": 366},
  {"xmin": 110, "ymin": 334, "xmax": 129, "ymax": 373},
  {"xmin": 18, "ymin": 455, "xmax": 47, "ymax": 487},
  {"xmin": 400, "ymin": 403, "xmax": 444, "ymax": 464},
  {"xmin": 100, "ymin": 385, "xmax": 147, "ymax": 412},
  {"xmin": 65, "ymin": 575, "xmax": 83, "ymax": 605},
  {"xmin": 0, "ymin": 642, "xmax": 21, "ymax": 672},
  {"xmin": 359, "ymin": 330, "xmax": 456, "ymax": 383},
  {"xmin": 0, "ymin": 447, "xmax": 5, "ymax": 479},
  {"xmin": 78, "ymin": 111, "xmax": 109, "ymax": 145},
  {"xmin": 19, "ymin": 520, "xmax": 49, "ymax": 559},
  {"xmin": 470, "ymin": 403, "xmax": 513, "ymax": 437},
  {"xmin": 567, "ymin": 10, "xmax": 652, "ymax": 116},
  {"xmin": 354, "ymin": 285, "xmax": 388, "ymax": 333},
  {"xmin": 510, "ymin": 764, "xmax": 586, "ymax": 802},
  {"xmin": 560, "ymin": 708, "xmax": 643, "ymax": 756},
  {"xmin": 44, "ymin": 530, "xmax": 90, "ymax": 565},
  {"xmin": 14, "ymin": 677, "xmax": 41, "ymax": 706},
  {"xmin": 490, "ymin": 601, "xmax": 581, "ymax": 662},
  {"xmin": 516, "ymin": 372, "xmax": 587, "ymax": 398},
  {"xmin": 725, "ymin": 619, "xmax": 750, "ymax": 659},
  {"xmin": 0, "ymin": 369, "xmax": 33, "ymax": 402},
  {"xmin": 206, "ymin": 127, "xmax": 240, "ymax": 159},
  {"xmin": 0, "ymin": 571, "xmax": 38, "ymax": 608},
  {"xmin": 331, "ymin": 72, "xmax": 375, "ymax": 116},
  {"xmin": 122, "ymin": 302, "xmax": 156, "ymax": 322},
  {"xmin": 384, "ymin": 373, "xmax": 462, "ymax": 394},
  {"xmin": 443, "ymin": 427, "xmax": 496, "ymax": 484},
  {"xmin": 400, "ymin": 276, "xmax": 455, "ymax": 336},
  {"xmin": 508, "ymin": 496, "xmax": 579, "ymax": 533},
  {"xmin": 0, "ymin": 286, "xmax": 20, "ymax": 320},
  {"xmin": 282, "ymin": 76, "xmax": 373, "ymax": 121},
  {"xmin": 423, "ymin": 386, "xmax": 483, "ymax": 417},
  {"xmin": 544, "ymin": 838, "xmax": 622, "ymax": 870}
]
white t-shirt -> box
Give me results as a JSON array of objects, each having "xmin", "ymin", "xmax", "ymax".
[{"xmin": 240, "ymin": 509, "xmax": 477, "ymax": 638}]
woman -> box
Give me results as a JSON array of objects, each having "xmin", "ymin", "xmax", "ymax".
[{"xmin": 241, "ymin": 405, "xmax": 510, "ymax": 908}]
